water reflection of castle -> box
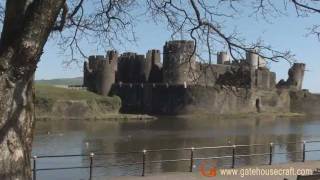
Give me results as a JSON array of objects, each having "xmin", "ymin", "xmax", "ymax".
[{"xmin": 83, "ymin": 40, "xmax": 306, "ymax": 115}]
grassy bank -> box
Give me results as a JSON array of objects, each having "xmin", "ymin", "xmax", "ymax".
[
  {"xmin": 35, "ymin": 84, "xmax": 115, "ymax": 101},
  {"xmin": 35, "ymin": 84, "xmax": 122, "ymax": 120}
]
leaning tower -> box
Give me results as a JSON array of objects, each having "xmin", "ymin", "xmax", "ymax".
[{"xmin": 287, "ymin": 63, "xmax": 306, "ymax": 90}]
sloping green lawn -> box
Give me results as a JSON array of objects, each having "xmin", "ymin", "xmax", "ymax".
[
  {"xmin": 35, "ymin": 77, "xmax": 83, "ymax": 86},
  {"xmin": 35, "ymin": 84, "xmax": 109, "ymax": 101}
]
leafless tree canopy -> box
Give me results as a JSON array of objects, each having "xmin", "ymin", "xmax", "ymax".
[{"xmin": 2, "ymin": 0, "xmax": 320, "ymax": 65}]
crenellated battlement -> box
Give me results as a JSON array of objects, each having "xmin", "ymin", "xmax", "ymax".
[{"xmin": 83, "ymin": 40, "xmax": 305, "ymax": 98}]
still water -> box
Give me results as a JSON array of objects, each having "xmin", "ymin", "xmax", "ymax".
[{"xmin": 32, "ymin": 116, "xmax": 320, "ymax": 179}]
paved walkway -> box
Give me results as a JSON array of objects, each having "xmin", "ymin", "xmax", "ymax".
[{"xmin": 106, "ymin": 161, "xmax": 320, "ymax": 180}]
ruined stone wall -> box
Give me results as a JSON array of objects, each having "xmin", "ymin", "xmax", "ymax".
[
  {"xmin": 195, "ymin": 63, "xmax": 232, "ymax": 86},
  {"xmin": 287, "ymin": 63, "xmax": 305, "ymax": 90},
  {"xmin": 290, "ymin": 90, "xmax": 320, "ymax": 116},
  {"xmin": 110, "ymin": 84, "xmax": 290, "ymax": 115},
  {"xmin": 255, "ymin": 68, "xmax": 276, "ymax": 90},
  {"xmin": 277, "ymin": 63, "xmax": 306, "ymax": 91}
]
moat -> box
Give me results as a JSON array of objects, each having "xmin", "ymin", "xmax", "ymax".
[{"xmin": 32, "ymin": 116, "xmax": 320, "ymax": 180}]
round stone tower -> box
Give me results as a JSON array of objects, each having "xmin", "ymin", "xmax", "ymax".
[
  {"xmin": 246, "ymin": 49, "xmax": 259, "ymax": 69},
  {"xmin": 96, "ymin": 51, "xmax": 118, "ymax": 96},
  {"xmin": 217, "ymin": 51, "xmax": 230, "ymax": 65},
  {"xmin": 163, "ymin": 40, "xmax": 196, "ymax": 84}
]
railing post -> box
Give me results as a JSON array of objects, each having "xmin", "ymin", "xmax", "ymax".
[
  {"xmin": 89, "ymin": 152, "xmax": 94, "ymax": 180},
  {"xmin": 269, "ymin": 142, "xmax": 273, "ymax": 165},
  {"xmin": 302, "ymin": 141, "xmax": 306, "ymax": 162},
  {"xmin": 189, "ymin": 147, "xmax": 194, "ymax": 172},
  {"xmin": 232, "ymin": 145, "xmax": 236, "ymax": 168},
  {"xmin": 142, "ymin": 150, "xmax": 147, "ymax": 176},
  {"xmin": 33, "ymin": 156, "xmax": 37, "ymax": 180}
]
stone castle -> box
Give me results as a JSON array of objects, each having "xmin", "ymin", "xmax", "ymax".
[{"xmin": 83, "ymin": 40, "xmax": 310, "ymax": 115}]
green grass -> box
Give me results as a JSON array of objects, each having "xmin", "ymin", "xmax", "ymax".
[
  {"xmin": 35, "ymin": 84, "xmax": 121, "ymax": 113},
  {"xmin": 35, "ymin": 84, "xmax": 109, "ymax": 100},
  {"xmin": 35, "ymin": 77, "xmax": 83, "ymax": 86}
]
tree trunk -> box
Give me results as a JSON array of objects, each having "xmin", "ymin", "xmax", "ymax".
[
  {"xmin": 0, "ymin": 75, "xmax": 35, "ymax": 180},
  {"xmin": 0, "ymin": 1, "xmax": 65, "ymax": 179}
]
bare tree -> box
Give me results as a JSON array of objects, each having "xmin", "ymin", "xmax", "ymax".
[{"xmin": 0, "ymin": 0, "xmax": 319, "ymax": 179}]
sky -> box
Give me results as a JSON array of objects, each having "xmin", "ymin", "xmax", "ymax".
[{"xmin": 35, "ymin": 3, "xmax": 320, "ymax": 93}]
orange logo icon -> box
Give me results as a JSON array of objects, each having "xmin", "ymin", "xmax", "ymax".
[{"xmin": 199, "ymin": 160, "xmax": 217, "ymax": 177}]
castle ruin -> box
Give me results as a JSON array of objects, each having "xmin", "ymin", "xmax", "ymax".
[{"xmin": 83, "ymin": 40, "xmax": 307, "ymax": 115}]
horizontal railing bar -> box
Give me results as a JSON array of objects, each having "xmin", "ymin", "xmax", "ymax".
[
  {"xmin": 305, "ymin": 149, "xmax": 320, "ymax": 153},
  {"xmin": 233, "ymin": 144, "xmax": 267, "ymax": 148},
  {"xmin": 236, "ymin": 153, "xmax": 270, "ymax": 157},
  {"xmin": 150, "ymin": 158, "xmax": 190, "ymax": 164},
  {"xmin": 94, "ymin": 162, "xmax": 144, "ymax": 167},
  {"xmin": 34, "ymin": 151, "xmax": 143, "ymax": 159},
  {"xmin": 191, "ymin": 146, "xmax": 233, "ymax": 150},
  {"xmin": 93, "ymin": 151, "xmax": 142, "ymax": 156},
  {"xmin": 146, "ymin": 148, "xmax": 186, "ymax": 152},
  {"xmin": 272, "ymin": 151, "xmax": 302, "ymax": 155},
  {"xmin": 35, "ymin": 166, "xmax": 89, "ymax": 171},
  {"xmin": 273, "ymin": 141, "xmax": 304, "ymax": 146},
  {"xmin": 306, "ymin": 140, "xmax": 320, "ymax": 143},
  {"xmin": 36, "ymin": 154, "xmax": 89, "ymax": 158},
  {"xmin": 194, "ymin": 155, "xmax": 233, "ymax": 160}
]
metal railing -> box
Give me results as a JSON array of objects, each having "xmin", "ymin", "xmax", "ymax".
[{"xmin": 31, "ymin": 140, "xmax": 320, "ymax": 180}]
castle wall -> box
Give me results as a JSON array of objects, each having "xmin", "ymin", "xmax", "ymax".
[
  {"xmin": 255, "ymin": 68, "xmax": 276, "ymax": 89},
  {"xmin": 195, "ymin": 63, "xmax": 232, "ymax": 86},
  {"xmin": 290, "ymin": 91, "xmax": 320, "ymax": 116},
  {"xmin": 110, "ymin": 84, "xmax": 290, "ymax": 115},
  {"xmin": 117, "ymin": 53, "xmax": 146, "ymax": 83},
  {"xmin": 163, "ymin": 40, "xmax": 197, "ymax": 84}
]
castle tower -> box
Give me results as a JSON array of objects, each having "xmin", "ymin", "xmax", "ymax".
[
  {"xmin": 107, "ymin": 50, "xmax": 118, "ymax": 71},
  {"xmin": 163, "ymin": 40, "xmax": 197, "ymax": 84},
  {"xmin": 246, "ymin": 49, "xmax": 269, "ymax": 69},
  {"xmin": 287, "ymin": 63, "xmax": 305, "ymax": 90},
  {"xmin": 98, "ymin": 51, "xmax": 118, "ymax": 96},
  {"xmin": 246, "ymin": 49, "xmax": 259, "ymax": 69},
  {"xmin": 145, "ymin": 49, "xmax": 162, "ymax": 82},
  {"xmin": 217, "ymin": 52, "xmax": 230, "ymax": 65},
  {"xmin": 83, "ymin": 51, "xmax": 118, "ymax": 96},
  {"xmin": 258, "ymin": 56, "xmax": 267, "ymax": 68}
]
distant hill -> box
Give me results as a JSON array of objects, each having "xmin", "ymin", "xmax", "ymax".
[{"xmin": 35, "ymin": 77, "xmax": 83, "ymax": 86}]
